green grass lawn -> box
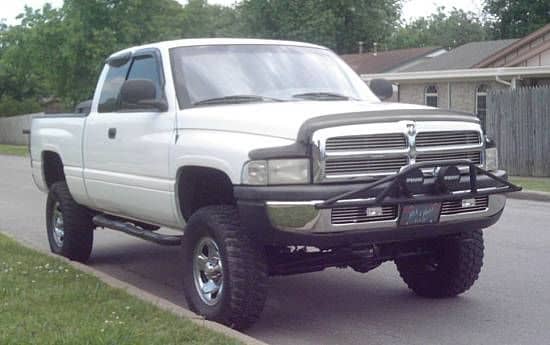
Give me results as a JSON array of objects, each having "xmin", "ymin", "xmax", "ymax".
[
  {"xmin": 0, "ymin": 233, "xmax": 241, "ymax": 345},
  {"xmin": 510, "ymin": 177, "xmax": 550, "ymax": 193},
  {"xmin": 0, "ymin": 144, "xmax": 28, "ymax": 156}
]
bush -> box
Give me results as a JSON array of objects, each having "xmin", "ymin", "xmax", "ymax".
[{"xmin": 0, "ymin": 96, "xmax": 42, "ymax": 117}]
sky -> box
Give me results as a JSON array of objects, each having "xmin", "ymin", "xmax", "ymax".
[{"xmin": 1, "ymin": 0, "xmax": 484, "ymax": 25}]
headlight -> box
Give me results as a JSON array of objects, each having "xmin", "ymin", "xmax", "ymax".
[
  {"xmin": 242, "ymin": 159, "xmax": 310, "ymax": 185},
  {"xmin": 485, "ymin": 147, "xmax": 498, "ymax": 171}
]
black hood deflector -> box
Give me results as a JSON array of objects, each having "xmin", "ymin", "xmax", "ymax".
[
  {"xmin": 249, "ymin": 108, "xmax": 479, "ymax": 160},
  {"xmin": 296, "ymin": 108, "xmax": 477, "ymax": 143}
]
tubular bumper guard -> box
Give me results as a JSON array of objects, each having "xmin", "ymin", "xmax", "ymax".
[{"xmin": 236, "ymin": 161, "xmax": 521, "ymax": 246}]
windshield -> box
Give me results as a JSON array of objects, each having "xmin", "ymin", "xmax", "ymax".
[{"xmin": 170, "ymin": 44, "xmax": 378, "ymax": 107}]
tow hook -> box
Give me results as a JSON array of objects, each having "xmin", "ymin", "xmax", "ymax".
[
  {"xmin": 350, "ymin": 244, "xmax": 381, "ymax": 273},
  {"xmin": 351, "ymin": 244, "xmax": 377, "ymax": 259}
]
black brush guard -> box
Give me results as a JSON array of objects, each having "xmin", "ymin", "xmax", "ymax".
[{"xmin": 315, "ymin": 160, "xmax": 522, "ymax": 210}]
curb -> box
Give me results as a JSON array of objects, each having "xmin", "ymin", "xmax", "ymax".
[
  {"xmin": 507, "ymin": 190, "xmax": 550, "ymax": 203},
  {"xmin": 1, "ymin": 233, "xmax": 268, "ymax": 345}
]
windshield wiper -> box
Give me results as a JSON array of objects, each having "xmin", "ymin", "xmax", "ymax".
[
  {"xmin": 292, "ymin": 92, "xmax": 355, "ymax": 101},
  {"xmin": 193, "ymin": 95, "xmax": 283, "ymax": 107}
]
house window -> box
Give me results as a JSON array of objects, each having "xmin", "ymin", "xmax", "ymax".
[
  {"xmin": 476, "ymin": 84, "xmax": 488, "ymax": 130},
  {"xmin": 425, "ymin": 85, "xmax": 438, "ymax": 107}
]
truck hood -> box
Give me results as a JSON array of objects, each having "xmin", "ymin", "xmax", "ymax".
[{"xmin": 177, "ymin": 101, "xmax": 476, "ymax": 140}]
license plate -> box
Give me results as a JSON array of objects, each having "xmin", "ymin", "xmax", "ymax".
[{"xmin": 400, "ymin": 203, "xmax": 441, "ymax": 226}]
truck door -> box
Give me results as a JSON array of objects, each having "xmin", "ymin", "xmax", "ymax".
[{"xmin": 84, "ymin": 49, "xmax": 178, "ymax": 226}]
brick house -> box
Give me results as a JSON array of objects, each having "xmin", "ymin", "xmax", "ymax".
[{"xmin": 358, "ymin": 24, "xmax": 550, "ymax": 129}]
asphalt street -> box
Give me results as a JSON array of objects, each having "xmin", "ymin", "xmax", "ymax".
[{"xmin": 1, "ymin": 154, "xmax": 550, "ymax": 345}]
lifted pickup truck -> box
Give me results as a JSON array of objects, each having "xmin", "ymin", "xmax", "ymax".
[{"xmin": 30, "ymin": 38, "xmax": 520, "ymax": 330}]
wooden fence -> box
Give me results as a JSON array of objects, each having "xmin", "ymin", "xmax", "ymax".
[
  {"xmin": 0, "ymin": 113, "xmax": 42, "ymax": 145},
  {"xmin": 486, "ymin": 86, "xmax": 550, "ymax": 177}
]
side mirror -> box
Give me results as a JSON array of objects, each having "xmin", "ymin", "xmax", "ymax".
[
  {"xmin": 369, "ymin": 78, "xmax": 394, "ymax": 100},
  {"xmin": 485, "ymin": 135, "xmax": 496, "ymax": 148},
  {"xmin": 119, "ymin": 79, "xmax": 168, "ymax": 112}
]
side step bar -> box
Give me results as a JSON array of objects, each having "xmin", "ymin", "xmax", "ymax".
[{"xmin": 93, "ymin": 215, "xmax": 182, "ymax": 246}]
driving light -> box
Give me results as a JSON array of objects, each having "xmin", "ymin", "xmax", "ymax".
[
  {"xmin": 485, "ymin": 147, "xmax": 498, "ymax": 171},
  {"xmin": 404, "ymin": 168, "xmax": 424, "ymax": 185},
  {"xmin": 462, "ymin": 198, "xmax": 476, "ymax": 208},
  {"xmin": 436, "ymin": 165, "xmax": 461, "ymax": 191},
  {"xmin": 242, "ymin": 159, "xmax": 310, "ymax": 185},
  {"xmin": 366, "ymin": 207, "xmax": 383, "ymax": 217},
  {"xmin": 401, "ymin": 167, "xmax": 424, "ymax": 194}
]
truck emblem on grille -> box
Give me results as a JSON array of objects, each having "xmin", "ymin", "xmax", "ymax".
[
  {"xmin": 405, "ymin": 121, "xmax": 417, "ymax": 164},
  {"xmin": 406, "ymin": 122, "xmax": 417, "ymax": 136}
]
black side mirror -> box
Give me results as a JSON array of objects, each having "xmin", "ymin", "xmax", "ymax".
[
  {"xmin": 369, "ymin": 78, "xmax": 394, "ymax": 100},
  {"xmin": 485, "ymin": 135, "xmax": 496, "ymax": 148},
  {"xmin": 119, "ymin": 79, "xmax": 168, "ymax": 112}
]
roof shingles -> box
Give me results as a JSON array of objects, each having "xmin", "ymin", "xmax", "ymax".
[
  {"xmin": 340, "ymin": 47, "xmax": 441, "ymax": 74},
  {"xmin": 401, "ymin": 39, "xmax": 518, "ymax": 72}
]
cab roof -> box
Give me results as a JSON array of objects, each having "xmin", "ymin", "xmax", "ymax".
[{"xmin": 107, "ymin": 38, "xmax": 329, "ymax": 61}]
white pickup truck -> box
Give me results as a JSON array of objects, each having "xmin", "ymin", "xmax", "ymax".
[{"xmin": 30, "ymin": 38, "xmax": 520, "ymax": 330}]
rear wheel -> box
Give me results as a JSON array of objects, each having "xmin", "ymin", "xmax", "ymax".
[
  {"xmin": 46, "ymin": 182, "xmax": 94, "ymax": 263},
  {"xmin": 182, "ymin": 205, "xmax": 268, "ymax": 330},
  {"xmin": 395, "ymin": 230, "xmax": 484, "ymax": 298}
]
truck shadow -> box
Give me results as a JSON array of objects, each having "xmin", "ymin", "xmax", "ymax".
[
  {"xmin": 249, "ymin": 265, "xmax": 486, "ymax": 344},
  {"xmin": 88, "ymin": 234, "xmax": 485, "ymax": 344}
]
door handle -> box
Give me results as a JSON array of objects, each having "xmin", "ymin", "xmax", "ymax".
[{"xmin": 108, "ymin": 128, "xmax": 117, "ymax": 139}]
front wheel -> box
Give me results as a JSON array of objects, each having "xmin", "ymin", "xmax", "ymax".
[
  {"xmin": 46, "ymin": 181, "xmax": 94, "ymax": 263},
  {"xmin": 182, "ymin": 206, "xmax": 268, "ymax": 330},
  {"xmin": 395, "ymin": 230, "xmax": 484, "ymax": 298}
]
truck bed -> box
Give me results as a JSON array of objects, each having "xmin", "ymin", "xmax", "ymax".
[{"xmin": 30, "ymin": 113, "xmax": 89, "ymax": 206}]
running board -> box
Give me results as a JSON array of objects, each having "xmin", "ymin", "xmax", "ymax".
[{"xmin": 92, "ymin": 215, "xmax": 182, "ymax": 246}]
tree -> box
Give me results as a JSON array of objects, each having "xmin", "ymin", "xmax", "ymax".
[
  {"xmin": 237, "ymin": 0, "xmax": 402, "ymax": 54},
  {"xmin": 181, "ymin": 0, "xmax": 242, "ymax": 38},
  {"xmin": 59, "ymin": 0, "xmax": 187, "ymax": 103},
  {"xmin": 388, "ymin": 7, "xmax": 487, "ymax": 49},
  {"xmin": 0, "ymin": 0, "xmax": 247, "ymax": 114},
  {"xmin": 0, "ymin": 5, "xmax": 64, "ymax": 100},
  {"xmin": 484, "ymin": 0, "xmax": 550, "ymax": 39}
]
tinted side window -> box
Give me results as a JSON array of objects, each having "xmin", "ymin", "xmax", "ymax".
[
  {"xmin": 127, "ymin": 56, "xmax": 162, "ymax": 99},
  {"xmin": 97, "ymin": 61, "xmax": 130, "ymax": 113}
]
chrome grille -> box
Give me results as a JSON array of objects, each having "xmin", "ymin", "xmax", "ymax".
[
  {"xmin": 416, "ymin": 131, "xmax": 481, "ymax": 147},
  {"xmin": 331, "ymin": 205, "xmax": 398, "ymax": 225},
  {"xmin": 325, "ymin": 156, "xmax": 409, "ymax": 176},
  {"xmin": 416, "ymin": 151, "xmax": 482, "ymax": 165},
  {"xmin": 314, "ymin": 122, "xmax": 484, "ymax": 183},
  {"xmin": 441, "ymin": 196, "xmax": 489, "ymax": 215},
  {"xmin": 325, "ymin": 133, "xmax": 406, "ymax": 151}
]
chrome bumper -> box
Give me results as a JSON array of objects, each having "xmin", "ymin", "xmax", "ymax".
[{"xmin": 266, "ymin": 194, "xmax": 506, "ymax": 233}]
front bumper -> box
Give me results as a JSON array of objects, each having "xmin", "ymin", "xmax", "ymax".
[
  {"xmin": 235, "ymin": 167, "xmax": 519, "ymax": 247},
  {"xmin": 264, "ymin": 194, "xmax": 506, "ymax": 233}
]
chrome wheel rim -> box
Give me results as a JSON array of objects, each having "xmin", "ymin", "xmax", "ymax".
[
  {"xmin": 51, "ymin": 201, "xmax": 64, "ymax": 248},
  {"xmin": 193, "ymin": 237, "xmax": 224, "ymax": 306}
]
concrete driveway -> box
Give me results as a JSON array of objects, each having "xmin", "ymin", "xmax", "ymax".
[{"xmin": 1, "ymin": 154, "xmax": 549, "ymax": 345}]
